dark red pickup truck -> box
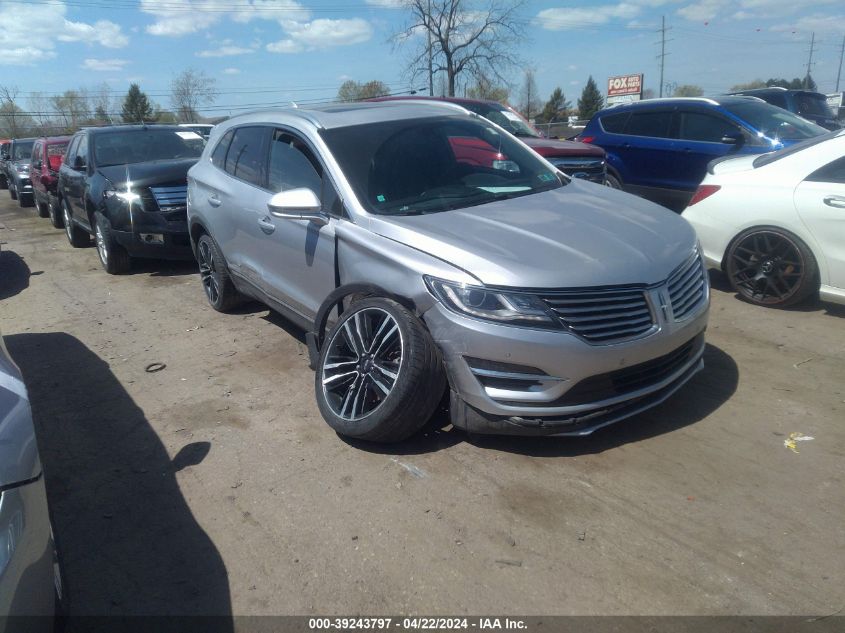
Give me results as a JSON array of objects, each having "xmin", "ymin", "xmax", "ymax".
[
  {"xmin": 371, "ymin": 96, "xmax": 607, "ymax": 185},
  {"xmin": 30, "ymin": 136, "xmax": 71, "ymax": 226}
]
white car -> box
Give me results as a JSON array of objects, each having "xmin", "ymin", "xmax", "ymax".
[{"xmin": 682, "ymin": 128, "xmax": 845, "ymax": 307}]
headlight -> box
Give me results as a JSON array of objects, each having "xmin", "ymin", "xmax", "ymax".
[
  {"xmin": 15, "ymin": 164, "xmax": 29, "ymax": 174},
  {"xmin": 425, "ymin": 276, "xmax": 558, "ymax": 329},
  {"xmin": 104, "ymin": 187, "xmax": 140, "ymax": 204}
]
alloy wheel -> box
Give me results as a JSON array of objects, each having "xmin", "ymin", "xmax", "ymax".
[
  {"xmin": 729, "ymin": 230, "xmax": 805, "ymax": 305},
  {"xmin": 198, "ymin": 240, "xmax": 220, "ymax": 305},
  {"xmin": 321, "ymin": 307, "xmax": 403, "ymax": 421},
  {"xmin": 95, "ymin": 223, "xmax": 108, "ymax": 265},
  {"xmin": 63, "ymin": 203, "xmax": 73, "ymax": 242}
]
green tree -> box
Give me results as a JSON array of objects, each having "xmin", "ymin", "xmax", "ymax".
[
  {"xmin": 730, "ymin": 79, "xmax": 767, "ymax": 91},
  {"xmin": 673, "ymin": 84, "xmax": 704, "ymax": 97},
  {"xmin": 466, "ymin": 74, "xmax": 509, "ymax": 102},
  {"xmin": 577, "ymin": 76, "xmax": 604, "ymax": 120},
  {"xmin": 336, "ymin": 80, "xmax": 390, "ymax": 102},
  {"xmin": 802, "ymin": 73, "xmax": 817, "ymax": 91},
  {"xmin": 537, "ymin": 87, "xmax": 570, "ymax": 123},
  {"xmin": 121, "ymin": 83, "xmax": 156, "ymax": 123}
]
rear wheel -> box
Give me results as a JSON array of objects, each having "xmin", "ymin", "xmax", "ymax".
[
  {"xmin": 95, "ymin": 213, "xmax": 130, "ymax": 274},
  {"xmin": 37, "ymin": 198, "xmax": 50, "ymax": 218},
  {"xmin": 62, "ymin": 199, "xmax": 89, "ymax": 247},
  {"xmin": 196, "ymin": 233, "xmax": 242, "ymax": 312},
  {"xmin": 48, "ymin": 199, "xmax": 63, "ymax": 228},
  {"xmin": 0, "ymin": 174, "xmax": 7, "ymax": 190},
  {"xmin": 726, "ymin": 226, "xmax": 818, "ymax": 308},
  {"xmin": 315, "ymin": 298, "xmax": 446, "ymax": 442},
  {"xmin": 9, "ymin": 183, "xmax": 17, "ymax": 200}
]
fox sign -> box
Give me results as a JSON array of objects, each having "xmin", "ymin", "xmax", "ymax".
[{"xmin": 607, "ymin": 74, "xmax": 643, "ymax": 97}]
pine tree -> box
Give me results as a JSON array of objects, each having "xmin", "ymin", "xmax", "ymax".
[
  {"xmin": 121, "ymin": 83, "xmax": 155, "ymax": 123},
  {"xmin": 538, "ymin": 87, "xmax": 571, "ymax": 124},
  {"xmin": 577, "ymin": 76, "xmax": 604, "ymax": 120}
]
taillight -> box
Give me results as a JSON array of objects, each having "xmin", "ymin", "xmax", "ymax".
[
  {"xmin": 579, "ymin": 136, "xmax": 596, "ymax": 144},
  {"xmin": 688, "ymin": 184, "xmax": 721, "ymax": 206}
]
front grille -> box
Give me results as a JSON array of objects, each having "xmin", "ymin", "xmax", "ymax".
[
  {"xmin": 549, "ymin": 158, "xmax": 605, "ymax": 180},
  {"xmin": 553, "ymin": 334, "xmax": 702, "ymax": 406},
  {"xmin": 149, "ymin": 184, "xmax": 187, "ymax": 210},
  {"xmin": 540, "ymin": 288, "xmax": 654, "ymax": 344},
  {"xmin": 668, "ymin": 252, "xmax": 707, "ymax": 320}
]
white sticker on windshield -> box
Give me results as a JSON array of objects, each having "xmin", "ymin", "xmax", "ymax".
[
  {"xmin": 176, "ymin": 131, "xmax": 203, "ymax": 140},
  {"xmin": 502, "ymin": 111, "xmax": 523, "ymax": 122},
  {"xmin": 477, "ymin": 186, "xmax": 531, "ymax": 193}
]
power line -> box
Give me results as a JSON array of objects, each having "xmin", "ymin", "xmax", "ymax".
[
  {"xmin": 656, "ymin": 15, "xmax": 672, "ymax": 98},
  {"xmin": 836, "ymin": 35, "xmax": 845, "ymax": 93}
]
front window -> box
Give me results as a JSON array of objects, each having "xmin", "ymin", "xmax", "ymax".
[
  {"xmin": 723, "ymin": 101, "xmax": 826, "ymax": 141},
  {"xmin": 12, "ymin": 141, "xmax": 34, "ymax": 161},
  {"xmin": 461, "ymin": 103, "xmax": 539, "ymax": 138},
  {"xmin": 93, "ymin": 129, "xmax": 204, "ymax": 168},
  {"xmin": 320, "ymin": 116, "xmax": 566, "ymax": 216}
]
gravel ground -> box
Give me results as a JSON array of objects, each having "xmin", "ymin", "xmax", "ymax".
[{"xmin": 1, "ymin": 194, "xmax": 843, "ymax": 619}]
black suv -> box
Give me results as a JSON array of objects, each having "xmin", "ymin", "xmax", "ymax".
[
  {"xmin": 728, "ymin": 88, "xmax": 841, "ymax": 130},
  {"xmin": 57, "ymin": 125, "xmax": 204, "ymax": 273},
  {"xmin": 3, "ymin": 138, "xmax": 37, "ymax": 206}
]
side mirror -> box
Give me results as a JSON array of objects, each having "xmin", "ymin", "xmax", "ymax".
[
  {"xmin": 73, "ymin": 155, "xmax": 86, "ymax": 171},
  {"xmin": 720, "ymin": 133, "xmax": 744, "ymax": 146},
  {"xmin": 267, "ymin": 188, "xmax": 327, "ymax": 225},
  {"xmin": 32, "ymin": 160, "xmax": 42, "ymax": 170}
]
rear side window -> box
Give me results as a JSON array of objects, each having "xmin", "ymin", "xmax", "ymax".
[
  {"xmin": 600, "ymin": 112, "xmax": 629, "ymax": 133},
  {"xmin": 625, "ymin": 111, "xmax": 673, "ymax": 138},
  {"xmin": 806, "ymin": 156, "xmax": 845, "ymax": 184},
  {"xmin": 211, "ymin": 129, "xmax": 234, "ymax": 169},
  {"xmin": 225, "ymin": 126, "xmax": 266, "ymax": 187},
  {"xmin": 763, "ymin": 93, "xmax": 788, "ymax": 109},
  {"xmin": 677, "ymin": 112, "xmax": 739, "ymax": 143}
]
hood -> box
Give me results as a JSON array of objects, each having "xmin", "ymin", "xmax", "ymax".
[
  {"xmin": 0, "ymin": 335, "xmax": 40, "ymax": 488},
  {"xmin": 368, "ymin": 180, "xmax": 697, "ymax": 288},
  {"xmin": 522, "ymin": 137, "xmax": 605, "ymax": 158},
  {"xmin": 97, "ymin": 157, "xmax": 197, "ymax": 189},
  {"xmin": 12, "ymin": 159, "xmax": 30, "ymax": 170}
]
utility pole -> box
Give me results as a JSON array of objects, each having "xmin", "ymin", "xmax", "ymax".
[
  {"xmin": 427, "ymin": 0, "xmax": 434, "ymax": 96},
  {"xmin": 657, "ymin": 16, "xmax": 671, "ymax": 97},
  {"xmin": 836, "ymin": 34, "xmax": 845, "ymax": 92},
  {"xmin": 804, "ymin": 31, "xmax": 816, "ymax": 88}
]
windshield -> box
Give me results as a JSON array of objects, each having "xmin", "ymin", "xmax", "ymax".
[
  {"xmin": 12, "ymin": 141, "xmax": 34, "ymax": 161},
  {"xmin": 794, "ymin": 93, "xmax": 835, "ymax": 118},
  {"xmin": 320, "ymin": 116, "xmax": 565, "ymax": 216},
  {"xmin": 462, "ymin": 103, "xmax": 538, "ymax": 138},
  {"xmin": 93, "ymin": 129, "xmax": 204, "ymax": 167},
  {"xmin": 753, "ymin": 127, "xmax": 845, "ymax": 168},
  {"xmin": 723, "ymin": 101, "xmax": 826, "ymax": 141}
]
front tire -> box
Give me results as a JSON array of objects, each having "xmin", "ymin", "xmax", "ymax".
[
  {"xmin": 196, "ymin": 233, "xmax": 242, "ymax": 312},
  {"xmin": 725, "ymin": 226, "xmax": 818, "ymax": 308},
  {"xmin": 605, "ymin": 172, "xmax": 623, "ymax": 189},
  {"xmin": 94, "ymin": 212, "xmax": 130, "ymax": 274},
  {"xmin": 37, "ymin": 198, "xmax": 50, "ymax": 218},
  {"xmin": 48, "ymin": 198, "xmax": 64, "ymax": 228},
  {"xmin": 62, "ymin": 199, "xmax": 89, "ymax": 248},
  {"xmin": 315, "ymin": 298, "xmax": 446, "ymax": 443},
  {"xmin": 9, "ymin": 183, "xmax": 17, "ymax": 200}
]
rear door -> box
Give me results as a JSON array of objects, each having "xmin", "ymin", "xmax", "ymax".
[
  {"xmin": 794, "ymin": 156, "xmax": 845, "ymax": 289},
  {"xmin": 616, "ymin": 108, "xmax": 677, "ymax": 191},
  {"xmin": 65, "ymin": 134, "xmax": 89, "ymax": 222},
  {"xmin": 30, "ymin": 141, "xmax": 44, "ymax": 198}
]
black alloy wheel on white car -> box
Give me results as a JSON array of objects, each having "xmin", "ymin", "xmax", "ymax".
[{"xmin": 315, "ymin": 297, "xmax": 446, "ymax": 443}]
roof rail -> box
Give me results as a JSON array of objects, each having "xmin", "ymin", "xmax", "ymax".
[{"xmin": 624, "ymin": 97, "xmax": 721, "ymax": 106}]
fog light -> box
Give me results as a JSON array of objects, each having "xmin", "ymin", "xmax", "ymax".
[{"xmin": 140, "ymin": 233, "xmax": 164, "ymax": 245}]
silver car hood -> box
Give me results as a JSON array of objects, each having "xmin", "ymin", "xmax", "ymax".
[
  {"xmin": 0, "ymin": 335, "xmax": 40, "ymax": 489},
  {"xmin": 368, "ymin": 180, "xmax": 697, "ymax": 288}
]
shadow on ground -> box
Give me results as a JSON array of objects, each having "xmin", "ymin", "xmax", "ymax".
[
  {"xmin": 0, "ymin": 249, "xmax": 30, "ymax": 301},
  {"xmin": 346, "ymin": 343, "xmax": 738, "ymax": 458},
  {"xmin": 6, "ymin": 333, "xmax": 233, "ymax": 630},
  {"xmin": 130, "ymin": 259, "xmax": 198, "ymax": 278}
]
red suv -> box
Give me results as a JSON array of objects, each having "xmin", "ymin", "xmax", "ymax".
[
  {"xmin": 30, "ymin": 136, "xmax": 70, "ymax": 227},
  {"xmin": 370, "ymin": 96, "xmax": 607, "ymax": 184}
]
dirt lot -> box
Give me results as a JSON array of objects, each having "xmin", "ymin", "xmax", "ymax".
[{"xmin": 1, "ymin": 194, "xmax": 843, "ymax": 619}]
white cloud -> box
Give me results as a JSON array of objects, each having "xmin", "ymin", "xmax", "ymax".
[
  {"xmin": 771, "ymin": 12, "xmax": 845, "ymax": 34},
  {"xmin": 677, "ymin": 0, "xmax": 838, "ymax": 22},
  {"xmin": 141, "ymin": 0, "xmax": 309, "ymax": 36},
  {"xmin": 365, "ymin": 0, "xmax": 406, "ymax": 6},
  {"xmin": 223, "ymin": 67, "xmax": 241, "ymax": 74},
  {"xmin": 197, "ymin": 45, "xmax": 256, "ymax": 57},
  {"xmin": 82, "ymin": 58, "xmax": 129, "ymax": 72},
  {"xmin": 0, "ymin": 1, "xmax": 127, "ymax": 65},
  {"xmin": 537, "ymin": 3, "xmax": 642, "ymax": 30},
  {"xmin": 266, "ymin": 18, "xmax": 373, "ymax": 53}
]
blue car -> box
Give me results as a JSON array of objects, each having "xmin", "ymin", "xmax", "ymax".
[{"xmin": 577, "ymin": 96, "xmax": 827, "ymax": 211}]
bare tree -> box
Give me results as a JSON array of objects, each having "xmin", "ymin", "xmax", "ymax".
[
  {"xmin": 466, "ymin": 72, "xmax": 509, "ymax": 102},
  {"xmin": 91, "ymin": 82, "xmax": 114, "ymax": 124},
  {"xmin": 50, "ymin": 90, "xmax": 91, "ymax": 132},
  {"xmin": 171, "ymin": 69, "xmax": 218, "ymax": 123},
  {"xmin": 27, "ymin": 92, "xmax": 55, "ymax": 134},
  {"xmin": 336, "ymin": 80, "xmax": 391, "ymax": 102},
  {"xmin": 394, "ymin": 0, "xmax": 527, "ymax": 97},
  {"xmin": 0, "ymin": 85, "xmax": 24, "ymax": 138},
  {"xmin": 518, "ymin": 68, "xmax": 542, "ymax": 121}
]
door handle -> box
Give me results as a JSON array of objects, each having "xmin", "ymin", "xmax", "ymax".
[
  {"xmin": 258, "ymin": 216, "xmax": 276, "ymax": 234},
  {"xmin": 208, "ymin": 195, "xmax": 222, "ymax": 208},
  {"xmin": 823, "ymin": 196, "xmax": 845, "ymax": 209}
]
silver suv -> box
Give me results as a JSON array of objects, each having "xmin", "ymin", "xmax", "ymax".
[{"xmin": 187, "ymin": 102, "xmax": 709, "ymax": 442}]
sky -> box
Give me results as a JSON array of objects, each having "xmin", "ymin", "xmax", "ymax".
[{"xmin": 1, "ymin": 0, "xmax": 844, "ymax": 118}]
